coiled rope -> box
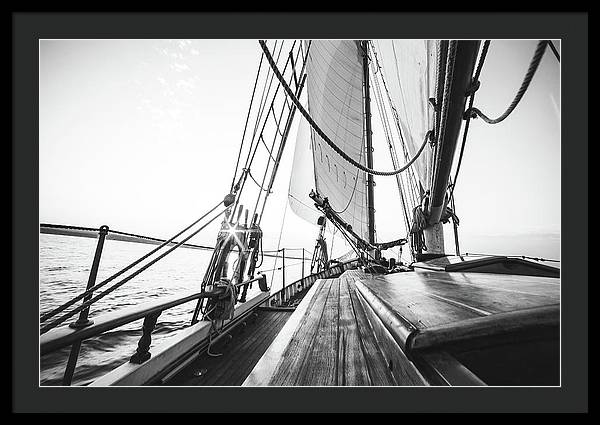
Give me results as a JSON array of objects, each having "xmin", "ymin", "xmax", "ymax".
[
  {"xmin": 259, "ymin": 40, "xmax": 432, "ymax": 177},
  {"xmin": 464, "ymin": 40, "xmax": 548, "ymax": 125},
  {"xmin": 410, "ymin": 205, "xmax": 428, "ymax": 254}
]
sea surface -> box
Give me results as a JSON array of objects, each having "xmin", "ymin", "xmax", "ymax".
[{"xmin": 39, "ymin": 233, "xmax": 305, "ymax": 386}]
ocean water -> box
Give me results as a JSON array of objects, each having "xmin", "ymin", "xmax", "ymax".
[{"xmin": 39, "ymin": 233, "xmax": 304, "ymax": 386}]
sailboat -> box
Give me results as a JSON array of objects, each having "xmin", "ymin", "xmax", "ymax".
[{"xmin": 39, "ymin": 39, "xmax": 560, "ymax": 386}]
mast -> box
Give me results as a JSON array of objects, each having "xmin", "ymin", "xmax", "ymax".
[
  {"xmin": 422, "ymin": 40, "xmax": 481, "ymax": 257},
  {"xmin": 362, "ymin": 40, "xmax": 376, "ymax": 247}
]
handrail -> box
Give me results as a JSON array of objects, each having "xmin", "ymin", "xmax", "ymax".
[
  {"xmin": 264, "ymin": 259, "xmax": 358, "ymax": 305},
  {"xmin": 40, "ymin": 261, "xmax": 356, "ymax": 357},
  {"xmin": 40, "ymin": 207, "xmax": 228, "ymax": 334},
  {"xmin": 40, "ymin": 261, "xmax": 357, "ymax": 385},
  {"xmin": 41, "ymin": 292, "xmax": 204, "ymax": 355},
  {"xmin": 40, "ymin": 202, "xmax": 226, "ymax": 327},
  {"xmin": 40, "ymin": 275, "xmax": 266, "ymax": 356}
]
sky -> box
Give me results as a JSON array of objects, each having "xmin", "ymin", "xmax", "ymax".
[{"xmin": 39, "ymin": 39, "xmax": 561, "ymax": 261}]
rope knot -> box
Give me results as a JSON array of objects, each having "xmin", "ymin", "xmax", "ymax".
[
  {"xmin": 428, "ymin": 130, "xmax": 437, "ymax": 147},
  {"xmin": 463, "ymin": 108, "xmax": 479, "ymax": 120},
  {"xmin": 223, "ymin": 193, "xmax": 236, "ymax": 207},
  {"xmin": 465, "ymin": 79, "xmax": 481, "ymax": 97},
  {"xmin": 428, "ymin": 97, "xmax": 440, "ymax": 112}
]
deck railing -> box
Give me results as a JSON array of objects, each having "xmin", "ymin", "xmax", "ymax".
[
  {"xmin": 40, "ymin": 223, "xmax": 355, "ymax": 385},
  {"xmin": 40, "ymin": 263, "xmax": 352, "ymax": 386},
  {"xmin": 41, "ymin": 273, "xmax": 266, "ymax": 385},
  {"xmin": 265, "ymin": 260, "xmax": 356, "ymax": 308}
]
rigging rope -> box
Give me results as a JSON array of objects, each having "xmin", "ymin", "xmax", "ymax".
[
  {"xmin": 258, "ymin": 261, "xmax": 304, "ymax": 274},
  {"xmin": 436, "ymin": 40, "xmax": 458, "ymax": 154},
  {"xmin": 244, "ymin": 168, "xmax": 272, "ymax": 193},
  {"xmin": 256, "ymin": 44, "xmax": 310, "ymax": 226},
  {"xmin": 248, "ymin": 41, "xmax": 283, "ymax": 154},
  {"xmin": 259, "ymin": 40, "xmax": 433, "ymax": 177},
  {"xmin": 448, "ymin": 176, "xmax": 461, "ymax": 256},
  {"xmin": 231, "ymin": 51, "xmax": 265, "ymax": 192},
  {"xmin": 311, "ymin": 190, "xmax": 406, "ymax": 260},
  {"xmin": 253, "ymin": 47, "xmax": 307, "ymax": 221},
  {"xmin": 327, "ymin": 217, "xmax": 366, "ymax": 266},
  {"xmin": 270, "ymin": 197, "xmax": 289, "ymax": 286},
  {"xmin": 464, "ymin": 40, "xmax": 548, "ymax": 125},
  {"xmin": 329, "ymin": 226, "xmax": 336, "ymax": 260},
  {"xmin": 448, "ymin": 40, "xmax": 491, "ymax": 202},
  {"xmin": 40, "ymin": 206, "xmax": 228, "ymax": 334},
  {"xmin": 41, "ymin": 224, "xmax": 310, "ymax": 261},
  {"xmin": 369, "ymin": 40, "xmax": 422, "ymax": 209},
  {"xmin": 232, "ymin": 40, "xmax": 285, "ymax": 208},
  {"xmin": 234, "ymin": 40, "xmax": 299, "ymax": 223},
  {"xmin": 547, "ymin": 40, "xmax": 560, "ymax": 62},
  {"xmin": 369, "ymin": 54, "xmax": 413, "ymax": 243},
  {"xmin": 409, "ymin": 205, "xmax": 428, "ymax": 254},
  {"xmin": 40, "ymin": 200, "xmax": 226, "ymax": 324}
]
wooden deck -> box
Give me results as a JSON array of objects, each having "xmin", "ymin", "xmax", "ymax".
[
  {"xmin": 167, "ymin": 308, "xmax": 292, "ymax": 386},
  {"xmin": 244, "ymin": 266, "xmax": 560, "ymax": 386},
  {"xmin": 244, "ymin": 271, "xmax": 426, "ymax": 385}
]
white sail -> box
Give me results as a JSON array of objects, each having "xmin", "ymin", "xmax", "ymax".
[
  {"xmin": 372, "ymin": 40, "xmax": 438, "ymax": 193},
  {"xmin": 288, "ymin": 40, "xmax": 369, "ymax": 240},
  {"xmin": 288, "ymin": 118, "xmax": 321, "ymax": 224}
]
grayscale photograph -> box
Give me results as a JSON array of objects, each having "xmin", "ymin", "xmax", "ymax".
[
  {"xmin": 11, "ymin": 10, "xmax": 589, "ymax": 414},
  {"xmin": 38, "ymin": 38, "xmax": 562, "ymax": 388}
]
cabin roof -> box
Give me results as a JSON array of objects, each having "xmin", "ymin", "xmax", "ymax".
[
  {"xmin": 244, "ymin": 267, "xmax": 559, "ymax": 386},
  {"xmin": 365, "ymin": 267, "xmax": 559, "ymax": 330},
  {"xmin": 412, "ymin": 255, "xmax": 560, "ymax": 278}
]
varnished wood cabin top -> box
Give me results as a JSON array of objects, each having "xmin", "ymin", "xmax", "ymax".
[
  {"xmin": 244, "ymin": 267, "xmax": 559, "ymax": 386},
  {"xmin": 362, "ymin": 268, "xmax": 559, "ymax": 330}
]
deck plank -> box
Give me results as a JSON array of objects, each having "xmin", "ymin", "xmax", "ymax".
[
  {"xmin": 204, "ymin": 310, "xmax": 291, "ymax": 386},
  {"xmin": 268, "ymin": 279, "xmax": 333, "ymax": 385},
  {"xmin": 336, "ymin": 276, "xmax": 371, "ymax": 385},
  {"xmin": 222, "ymin": 311, "xmax": 293, "ymax": 385},
  {"xmin": 169, "ymin": 309, "xmax": 291, "ymax": 386},
  {"xmin": 354, "ymin": 288, "xmax": 428, "ymax": 385},
  {"xmin": 346, "ymin": 278, "xmax": 397, "ymax": 386},
  {"xmin": 296, "ymin": 278, "xmax": 340, "ymax": 386},
  {"xmin": 245, "ymin": 266, "xmax": 559, "ymax": 386}
]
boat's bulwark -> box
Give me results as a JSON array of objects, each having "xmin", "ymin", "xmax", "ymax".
[{"xmin": 91, "ymin": 291, "xmax": 270, "ymax": 386}]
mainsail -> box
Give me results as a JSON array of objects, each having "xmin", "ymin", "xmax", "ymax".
[
  {"xmin": 371, "ymin": 40, "xmax": 439, "ymax": 194},
  {"xmin": 288, "ymin": 118, "xmax": 321, "ymax": 224},
  {"xmin": 289, "ymin": 39, "xmax": 446, "ymax": 253},
  {"xmin": 288, "ymin": 40, "xmax": 369, "ymax": 240}
]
